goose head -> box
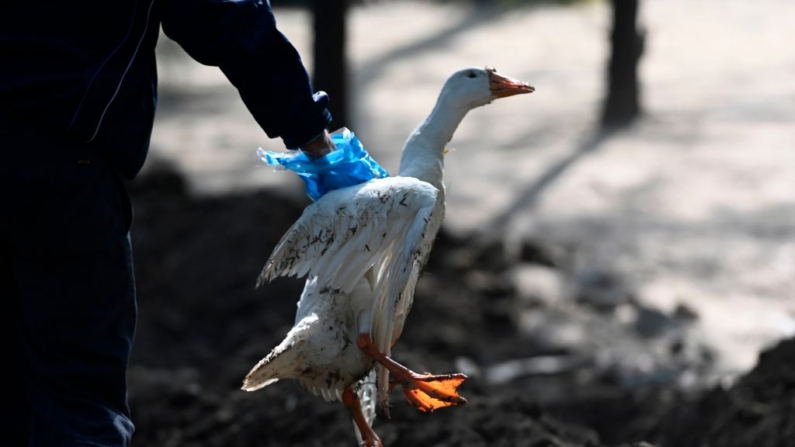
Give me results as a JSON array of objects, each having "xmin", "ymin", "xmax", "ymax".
[
  {"xmin": 399, "ymin": 66, "xmax": 534, "ymax": 184},
  {"xmin": 438, "ymin": 66, "xmax": 534, "ymax": 111}
]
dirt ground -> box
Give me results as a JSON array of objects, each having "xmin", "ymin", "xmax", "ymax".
[{"xmin": 125, "ymin": 166, "xmax": 794, "ymax": 447}]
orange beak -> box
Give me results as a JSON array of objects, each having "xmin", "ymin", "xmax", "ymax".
[{"xmin": 488, "ymin": 69, "xmax": 534, "ymax": 98}]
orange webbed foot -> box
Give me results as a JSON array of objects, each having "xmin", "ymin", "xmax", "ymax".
[
  {"xmin": 357, "ymin": 334, "xmax": 468, "ymax": 413},
  {"xmin": 398, "ymin": 372, "xmax": 468, "ymax": 413}
]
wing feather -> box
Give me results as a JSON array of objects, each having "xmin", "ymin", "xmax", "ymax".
[
  {"xmin": 257, "ymin": 176, "xmax": 443, "ymax": 408},
  {"xmin": 258, "ymin": 177, "xmax": 439, "ymax": 293},
  {"xmin": 369, "ymin": 198, "xmax": 441, "ymax": 406}
]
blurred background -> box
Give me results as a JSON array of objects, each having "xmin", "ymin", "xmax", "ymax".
[{"xmin": 128, "ymin": 0, "xmax": 795, "ymax": 446}]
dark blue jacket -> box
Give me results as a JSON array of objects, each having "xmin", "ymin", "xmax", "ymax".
[{"xmin": 0, "ymin": 0, "xmax": 331, "ymax": 179}]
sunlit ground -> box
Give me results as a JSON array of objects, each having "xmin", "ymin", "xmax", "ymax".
[{"xmin": 147, "ymin": 0, "xmax": 795, "ymax": 374}]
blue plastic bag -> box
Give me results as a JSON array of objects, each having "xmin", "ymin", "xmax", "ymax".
[{"xmin": 257, "ymin": 128, "xmax": 390, "ymax": 201}]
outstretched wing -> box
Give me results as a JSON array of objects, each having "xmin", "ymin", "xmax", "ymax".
[
  {"xmin": 259, "ymin": 175, "xmax": 441, "ymax": 407},
  {"xmin": 259, "ymin": 176, "xmax": 439, "ymax": 294}
]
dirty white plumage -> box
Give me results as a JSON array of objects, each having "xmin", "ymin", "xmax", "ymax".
[{"xmin": 243, "ymin": 66, "xmax": 533, "ymax": 446}]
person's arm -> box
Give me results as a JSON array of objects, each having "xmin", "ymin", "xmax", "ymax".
[{"xmin": 160, "ymin": 0, "xmax": 333, "ymax": 152}]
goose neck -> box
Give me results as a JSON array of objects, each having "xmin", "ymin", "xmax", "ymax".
[{"xmin": 398, "ymin": 97, "xmax": 468, "ymax": 188}]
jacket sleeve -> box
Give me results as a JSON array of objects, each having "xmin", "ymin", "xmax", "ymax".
[{"xmin": 160, "ymin": 0, "xmax": 331, "ymax": 148}]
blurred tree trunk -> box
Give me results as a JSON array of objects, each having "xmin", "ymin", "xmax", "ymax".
[
  {"xmin": 312, "ymin": 0, "xmax": 349, "ymax": 130},
  {"xmin": 601, "ymin": 0, "xmax": 645, "ymax": 130}
]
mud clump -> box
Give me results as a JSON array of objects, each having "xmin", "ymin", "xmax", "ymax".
[{"xmin": 623, "ymin": 337, "xmax": 795, "ymax": 447}]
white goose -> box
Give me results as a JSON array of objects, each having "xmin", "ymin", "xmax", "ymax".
[{"xmin": 242, "ymin": 66, "xmax": 533, "ymax": 446}]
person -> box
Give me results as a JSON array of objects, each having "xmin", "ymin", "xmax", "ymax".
[{"xmin": 0, "ymin": 1, "xmax": 348, "ymax": 445}]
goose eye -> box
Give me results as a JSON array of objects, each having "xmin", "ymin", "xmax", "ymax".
[{"xmin": 466, "ymin": 71, "xmax": 477, "ymax": 79}]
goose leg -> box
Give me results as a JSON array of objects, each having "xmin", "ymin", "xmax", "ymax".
[
  {"xmin": 342, "ymin": 386, "xmax": 383, "ymax": 447},
  {"xmin": 357, "ymin": 334, "xmax": 467, "ymax": 413}
]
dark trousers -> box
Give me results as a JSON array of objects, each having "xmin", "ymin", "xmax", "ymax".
[{"xmin": 0, "ymin": 119, "xmax": 136, "ymax": 446}]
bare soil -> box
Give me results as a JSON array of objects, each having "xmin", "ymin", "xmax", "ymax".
[{"xmin": 126, "ymin": 166, "xmax": 795, "ymax": 447}]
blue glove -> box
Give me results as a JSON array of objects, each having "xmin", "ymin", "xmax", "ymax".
[{"xmin": 258, "ymin": 128, "xmax": 390, "ymax": 201}]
